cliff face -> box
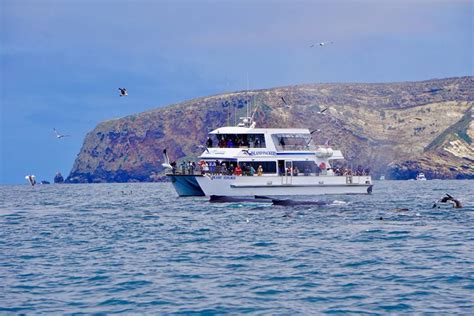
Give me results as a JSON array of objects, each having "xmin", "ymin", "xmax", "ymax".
[{"xmin": 67, "ymin": 77, "xmax": 474, "ymax": 182}]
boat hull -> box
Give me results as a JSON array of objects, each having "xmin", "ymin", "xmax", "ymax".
[
  {"xmin": 168, "ymin": 174, "xmax": 205, "ymax": 196},
  {"xmin": 196, "ymin": 175, "xmax": 373, "ymax": 196}
]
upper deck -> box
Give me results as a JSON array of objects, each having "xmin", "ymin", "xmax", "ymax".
[
  {"xmin": 208, "ymin": 126, "xmax": 314, "ymax": 151},
  {"xmin": 202, "ymin": 125, "xmax": 344, "ymax": 160}
]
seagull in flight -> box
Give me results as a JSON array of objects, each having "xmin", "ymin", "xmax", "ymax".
[
  {"xmin": 280, "ymin": 96, "xmax": 290, "ymax": 108},
  {"xmin": 310, "ymin": 41, "xmax": 333, "ymax": 47},
  {"xmin": 25, "ymin": 175, "xmax": 36, "ymax": 186},
  {"xmin": 118, "ymin": 88, "xmax": 128, "ymax": 97},
  {"xmin": 317, "ymin": 107, "xmax": 328, "ymax": 115},
  {"xmin": 53, "ymin": 128, "xmax": 70, "ymax": 139}
]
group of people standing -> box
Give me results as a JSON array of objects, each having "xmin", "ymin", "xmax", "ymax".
[
  {"xmin": 206, "ymin": 135, "xmax": 264, "ymax": 149},
  {"xmin": 171, "ymin": 160, "xmax": 371, "ymax": 177},
  {"xmin": 174, "ymin": 160, "xmax": 264, "ymax": 176},
  {"xmin": 332, "ymin": 166, "xmax": 371, "ymax": 176}
]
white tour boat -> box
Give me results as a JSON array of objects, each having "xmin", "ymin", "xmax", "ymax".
[
  {"xmin": 416, "ymin": 172, "xmax": 427, "ymax": 181},
  {"xmin": 164, "ymin": 117, "xmax": 373, "ymax": 197}
]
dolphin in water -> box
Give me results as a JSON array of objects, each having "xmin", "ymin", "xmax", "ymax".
[{"xmin": 432, "ymin": 193, "xmax": 463, "ymax": 209}]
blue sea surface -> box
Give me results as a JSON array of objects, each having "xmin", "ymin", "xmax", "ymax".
[{"xmin": 1, "ymin": 181, "xmax": 473, "ymax": 314}]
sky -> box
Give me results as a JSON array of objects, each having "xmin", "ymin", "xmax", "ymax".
[{"xmin": 0, "ymin": 0, "xmax": 473, "ymax": 184}]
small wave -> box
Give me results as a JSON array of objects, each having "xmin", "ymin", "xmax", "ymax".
[{"xmin": 331, "ymin": 200, "xmax": 348, "ymax": 205}]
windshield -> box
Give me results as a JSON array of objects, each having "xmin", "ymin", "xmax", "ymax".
[{"xmin": 271, "ymin": 133, "xmax": 315, "ymax": 151}]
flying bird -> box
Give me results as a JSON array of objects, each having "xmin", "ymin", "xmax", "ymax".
[
  {"xmin": 280, "ymin": 96, "xmax": 290, "ymax": 108},
  {"xmin": 311, "ymin": 41, "xmax": 333, "ymax": 47},
  {"xmin": 319, "ymin": 41, "xmax": 333, "ymax": 46},
  {"xmin": 53, "ymin": 128, "xmax": 70, "ymax": 139},
  {"xmin": 317, "ymin": 107, "xmax": 328, "ymax": 115},
  {"xmin": 25, "ymin": 175, "xmax": 36, "ymax": 186},
  {"xmin": 118, "ymin": 88, "xmax": 128, "ymax": 97},
  {"xmin": 161, "ymin": 149, "xmax": 173, "ymax": 169},
  {"xmin": 409, "ymin": 117, "xmax": 423, "ymax": 123}
]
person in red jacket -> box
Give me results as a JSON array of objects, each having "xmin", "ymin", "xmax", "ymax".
[{"xmin": 234, "ymin": 164, "xmax": 242, "ymax": 176}]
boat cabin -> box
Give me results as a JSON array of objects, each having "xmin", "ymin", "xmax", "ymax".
[{"xmin": 193, "ymin": 125, "xmax": 344, "ymax": 177}]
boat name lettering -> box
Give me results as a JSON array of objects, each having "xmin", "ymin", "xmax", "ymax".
[
  {"xmin": 248, "ymin": 151, "xmax": 277, "ymax": 156},
  {"xmin": 210, "ymin": 175, "xmax": 236, "ymax": 180}
]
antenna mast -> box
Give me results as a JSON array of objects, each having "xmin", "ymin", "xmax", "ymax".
[{"xmin": 246, "ymin": 72, "xmax": 250, "ymax": 119}]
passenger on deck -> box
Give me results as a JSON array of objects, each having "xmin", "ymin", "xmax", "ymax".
[
  {"xmin": 241, "ymin": 163, "xmax": 248, "ymax": 175},
  {"xmin": 257, "ymin": 165, "xmax": 263, "ymax": 176},
  {"xmin": 234, "ymin": 164, "xmax": 242, "ymax": 176},
  {"xmin": 206, "ymin": 137, "xmax": 213, "ymax": 148},
  {"xmin": 228, "ymin": 163, "xmax": 235, "ymax": 175},
  {"xmin": 219, "ymin": 138, "xmax": 226, "ymax": 148},
  {"xmin": 315, "ymin": 164, "xmax": 321, "ymax": 176},
  {"xmin": 279, "ymin": 137, "xmax": 286, "ymax": 148},
  {"xmin": 279, "ymin": 165, "xmax": 285, "ymax": 175},
  {"xmin": 249, "ymin": 165, "xmax": 256, "ymax": 176},
  {"xmin": 209, "ymin": 160, "xmax": 216, "ymax": 174},
  {"xmin": 249, "ymin": 139, "xmax": 255, "ymax": 148},
  {"xmin": 170, "ymin": 161, "xmax": 177, "ymax": 174},
  {"xmin": 304, "ymin": 167, "xmax": 311, "ymax": 176},
  {"xmin": 227, "ymin": 139, "xmax": 234, "ymax": 148},
  {"xmin": 202, "ymin": 161, "xmax": 209, "ymax": 174},
  {"xmin": 293, "ymin": 166, "xmax": 299, "ymax": 176}
]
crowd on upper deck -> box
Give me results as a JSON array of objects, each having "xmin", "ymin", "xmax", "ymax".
[{"xmin": 205, "ymin": 134, "xmax": 265, "ymax": 149}]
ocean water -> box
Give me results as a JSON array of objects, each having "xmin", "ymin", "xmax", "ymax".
[{"xmin": 1, "ymin": 181, "xmax": 473, "ymax": 314}]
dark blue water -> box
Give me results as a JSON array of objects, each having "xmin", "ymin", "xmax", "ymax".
[{"xmin": 1, "ymin": 181, "xmax": 473, "ymax": 314}]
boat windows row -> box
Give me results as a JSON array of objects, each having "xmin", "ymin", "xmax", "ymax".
[{"xmin": 172, "ymin": 159, "xmax": 333, "ymax": 176}]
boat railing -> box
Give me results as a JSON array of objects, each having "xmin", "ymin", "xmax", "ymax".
[
  {"xmin": 168, "ymin": 164, "xmax": 371, "ymax": 177},
  {"xmin": 168, "ymin": 168, "xmax": 371, "ymax": 177}
]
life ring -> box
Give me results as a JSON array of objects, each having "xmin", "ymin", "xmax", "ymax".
[{"xmin": 319, "ymin": 162, "xmax": 326, "ymax": 169}]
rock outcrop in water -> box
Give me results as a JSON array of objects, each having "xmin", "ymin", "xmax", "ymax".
[
  {"xmin": 66, "ymin": 77, "xmax": 474, "ymax": 182},
  {"xmin": 54, "ymin": 172, "xmax": 64, "ymax": 183}
]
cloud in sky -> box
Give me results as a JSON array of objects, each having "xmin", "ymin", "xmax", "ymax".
[{"xmin": 1, "ymin": 0, "xmax": 472, "ymax": 183}]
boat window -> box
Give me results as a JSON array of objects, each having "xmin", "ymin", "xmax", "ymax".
[
  {"xmin": 292, "ymin": 161, "xmax": 320, "ymax": 176},
  {"xmin": 272, "ymin": 133, "xmax": 315, "ymax": 151},
  {"xmin": 246, "ymin": 161, "xmax": 277, "ymax": 174},
  {"xmin": 206, "ymin": 134, "xmax": 266, "ymax": 148}
]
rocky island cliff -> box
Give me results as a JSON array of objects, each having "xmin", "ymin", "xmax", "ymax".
[{"xmin": 67, "ymin": 77, "xmax": 473, "ymax": 182}]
